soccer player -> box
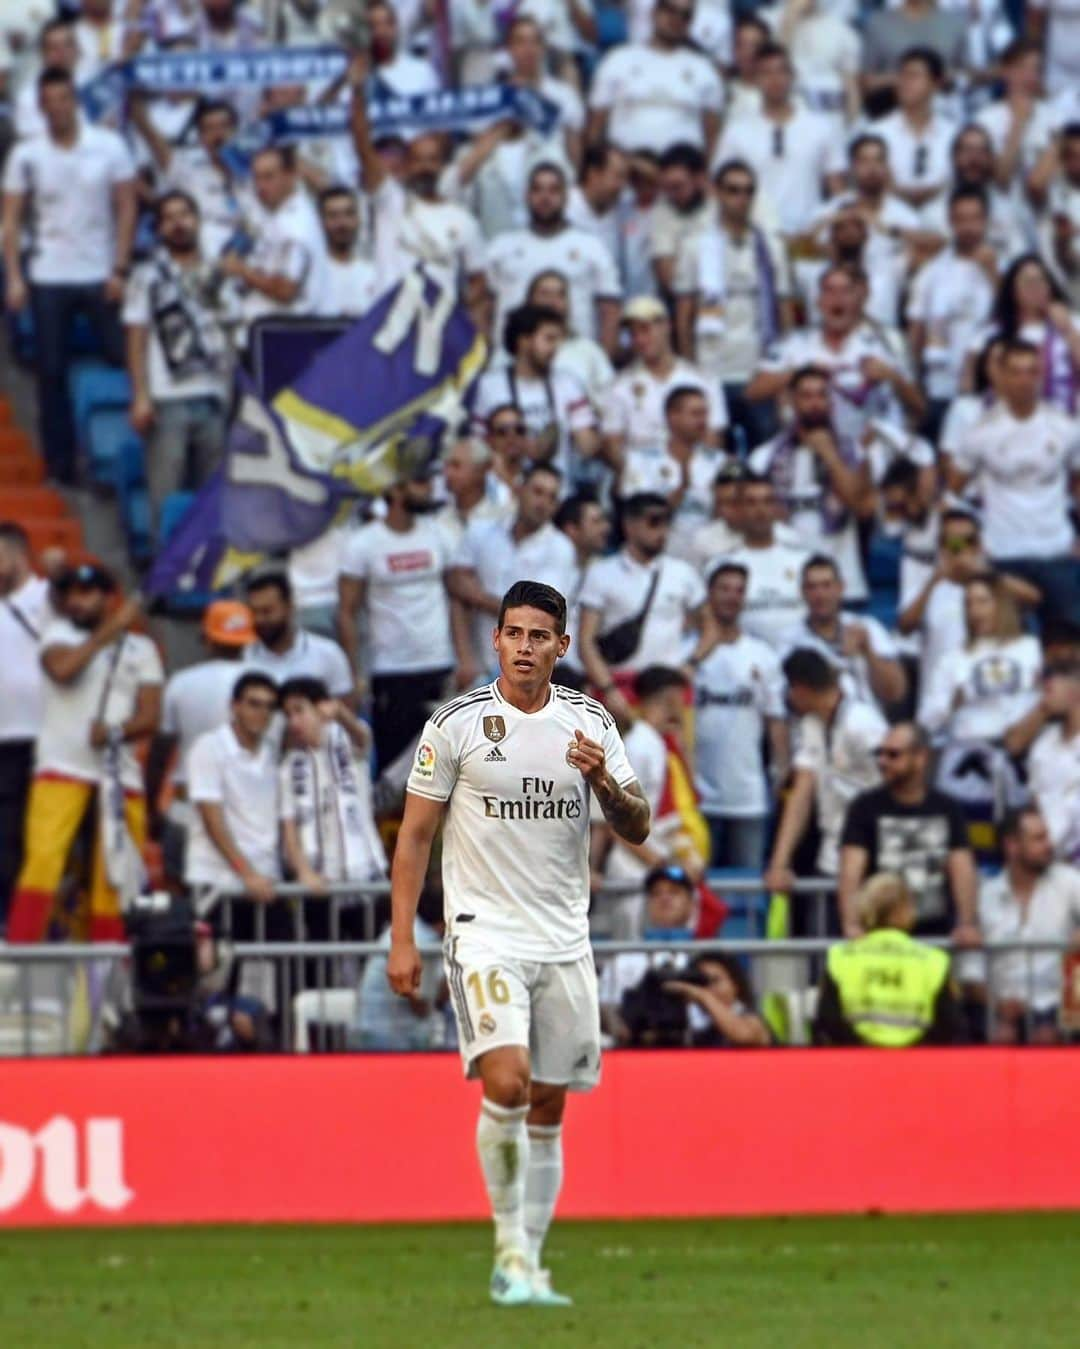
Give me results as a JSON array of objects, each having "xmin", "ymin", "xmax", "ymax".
[{"xmin": 388, "ymin": 579, "xmax": 650, "ymax": 1306}]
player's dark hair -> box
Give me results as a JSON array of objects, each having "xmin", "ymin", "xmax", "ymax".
[
  {"xmin": 994, "ymin": 253, "xmax": 1067, "ymax": 337},
  {"xmin": 941, "ymin": 506, "xmax": 980, "ymax": 531},
  {"xmin": 1063, "ymin": 122, "xmax": 1080, "ymax": 143},
  {"xmin": 245, "ymin": 569, "xmax": 293, "ymax": 604},
  {"xmin": 636, "ymin": 665, "xmax": 689, "ymax": 700},
  {"xmin": 663, "ymin": 384, "xmax": 707, "ymax": 419},
  {"xmin": 659, "ymin": 142, "xmax": 706, "ymax": 175},
  {"xmin": 503, "ymin": 303, "xmax": 565, "ymax": 356},
  {"xmin": 735, "ymin": 13, "xmax": 770, "ymax": 40},
  {"xmin": 253, "ymin": 143, "xmax": 296, "ymax": 174},
  {"xmin": 278, "ymin": 676, "xmax": 329, "ymax": 706},
  {"xmin": 525, "ymin": 268, "xmax": 569, "ymax": 302},
  {"xmin": 802, "ymin": 553, "xmax": 841, "ymax": 582},
  {"xmin": 497, "ymin": 580, "xmax": 567, "ymax": 634},
  {"xmin": 999, "ymin": 805, "xmax": 1043, "ymax": 842},
  {"xmin": 528, "ymin": 160, "xmax": 567, "ymax": 191},
  {"xmin": 782, "ymin": 647, "xmax": 839, "ymax": 691},
  {"xmin": 522, "ymin": 460, "xmax": 562, "ymax": 486},
  {"xmin": 999, "ymin": 36, "xmax": 1041, "ymax": 66},
  {"xmin": 40, "ymin": 18, "xmax": 74, "ymax": 49},
  {"xmin": 232, "ymin": 671, "xmax": 277, "ymax": 703},
  {"xmin": 741, "ymin": 470, "xmax": 772, "ymax": 490},
  {"xmin": 580, "ymin": 142, "xmax": 623, "ymax": 182}
]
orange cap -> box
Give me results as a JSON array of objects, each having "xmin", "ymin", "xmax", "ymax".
[{"xmin": 202, "ymin": 600, "xmax": 255, "ymax": 647}]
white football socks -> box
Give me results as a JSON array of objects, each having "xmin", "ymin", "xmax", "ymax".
[
  {"xmin": 524, "ymin": 1124, "xmax": 563, "ymax": 1268},
  {"xmin": 476, "ymin": 1099, "xmax": 530, "ymax": 1257}
]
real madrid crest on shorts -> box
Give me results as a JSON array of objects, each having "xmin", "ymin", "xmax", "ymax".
[{"xmin": 483, "ymin": 715, "xmax": 506, "ymax": 743}]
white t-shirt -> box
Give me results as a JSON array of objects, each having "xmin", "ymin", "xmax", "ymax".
[
  {"xmin": 578, "ymin": 550, "xmax": 706, "ymax": 673},
  {"xmin": 951, "ymin": 403, "xmax": 1080, "ymax": 560},
  {"xmin": 870, "ymin": 110, "xmax": 957, "ymax": 214},
  {"xmin": 485, "ymin": 225, "xmax": 620, "ymax": 344},
  {"xmin": 589, "ymin": 43, "xmax": 723, "ymax": 155},
  {"xmin": 714, "ymin": 108, "xmax": 845, "ymax": 235},
  {"xmin": 694, "ymin": 633, "xmax": 785, "ymax": 817},
  {"xmin": 185, "ymin": 723, "xmax": 281, "ymax": 887},
  {"xmin": 601, "ymin": 358, "xmax": 728, "ymax": 453},
  {"xmin": 748, "ymin": 433, "xmax": 869, "ymax": 601},
  {"xmin": 979, "ymin": 864, "xmax": 1080, "ymax": 1011},
  {"xmin": 907, "ymin": 250, "xmax": 996, "ymax": 400},
  {"xmin": 756, "ymin": 322, "xmax": 910, "ymax": 442},
  {"xmin": 921, "ymin": 635, "xmax": 1043, "ymax": 742},
  {"xmin": 683, "ymin": 225, "xmax": 791, "ymax": 383},
  {"xmin": 339, "ymin": 518, "xmax": 454, "ymax": 675},
  {"xmin": 722, "ymin": 541, "xmax": 811, "ymax": 647},
  {"xmin": 455, "ymin": 518, "xmax": 578, "ymax": 668},
  {"xmin": 370, "ymin": 178, "xmax": 484, "ymax": 292},
  {"xmin": 35, "ymin": 622, "xmax": 164, "ymax": 791},
  {"xmin": 914, "ymin": 577, "xmax": 966, "ymax": 724},
  {"xmin": 407, "ymin": 680, "xmax": 636, "ymax": 961},
  {"xmin": 0, "ymin": 577, "xmax": 55, "ymax": 743},
  {"xmin": 161, "ymin": 146, "xmax": 244, "ymax": 261},
  {"xmin": 122, "ymin": 257, "xmax": 231, "ymax": 404},
  {"xmin": 1029, "ymin": 724, "xmax": 1080, "ymax": 865},
  {"xmin": 278, "ymin": 734, "xmax": 385, "ymax": 884},
  {"xmin": 241, "ymin": 189, "xmax": 327, "ymax": 326},
  {"xmin": 160, "ymin": 658, "xmax": 243, "ymax": 788},
  {"xmin": 317, "ymin": 255, "xmax": 382, "ymax": 317},
  {"xmin": 3, "ymin": 121, "xmax": 135, "ymax": 283},
  {"xmin": 620, "ymin": 445, "xmax": 728, "ymax": 560},
  {"xmin": 793, "ymin": 696, "xmax": 886, "ymax": 875},
  {"xmin": 778, "ymin": 615, "xmax": 898, "ymax": 710},
  {"xmin": 242, "ymin": 628, "xmax": 353, "ymax": 698},
  {"xmin": 473, "ymin": 364, "xmax": 595, "ymax": 484}
]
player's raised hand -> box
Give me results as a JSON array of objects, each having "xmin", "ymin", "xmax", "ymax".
[
  {"xmin": 387, "ymin": 937, "xmax": 422, "ymax": 997},
  {"xmin": 566, "ymin": 728, "xmax": 606, "ymax": 786}
]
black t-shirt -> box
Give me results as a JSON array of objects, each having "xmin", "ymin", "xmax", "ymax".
[{"xmin": 840, "ymin": 787, "xmax": 969, "ymax": 931}]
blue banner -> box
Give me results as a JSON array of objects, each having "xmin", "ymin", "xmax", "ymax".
[
  {"xmin": 146, "ymin": 267, "xmax": 487, "ymax": 599},
  {"xmin": 81, "ymin": 45, "xmax": 558, "ymax": 140}
]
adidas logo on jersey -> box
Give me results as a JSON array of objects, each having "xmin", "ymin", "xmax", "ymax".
[{"xmin": 484, "ymin": 745, "xmax": 507, "ymax": 762}]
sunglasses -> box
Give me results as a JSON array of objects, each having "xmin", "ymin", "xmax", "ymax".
[{"xmin": 492, "ymin": 423, "xmax": 527, "ymax": 436}]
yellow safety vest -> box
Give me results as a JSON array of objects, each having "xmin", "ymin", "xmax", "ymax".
[{"xmin": 827, "ymin": 929, "xmax": 950, "ymax": 1048}]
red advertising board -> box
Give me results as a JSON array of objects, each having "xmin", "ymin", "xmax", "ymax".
[{"xmin": 2, "ymin": 1049, "xmax": 1080, "ymax": 1228}]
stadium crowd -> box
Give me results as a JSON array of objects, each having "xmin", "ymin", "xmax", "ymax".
[{"xmin": 1, "ymin": 0, "xmax": 1080, "ymax": 1052}]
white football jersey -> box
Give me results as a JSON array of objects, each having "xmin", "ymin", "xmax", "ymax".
[{"xmin": 407, "ymin": 680, "xmax": 637, "ymax": 961}]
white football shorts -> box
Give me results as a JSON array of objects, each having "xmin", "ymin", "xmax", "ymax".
[{"xmin": 443, "ymin": 932, "xmax": 601, "ymax": 1091}]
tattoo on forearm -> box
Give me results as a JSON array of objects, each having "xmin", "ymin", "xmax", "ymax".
[{"xmin": 594, "ymin": 775, "xmax": 650, "ymax": 843}]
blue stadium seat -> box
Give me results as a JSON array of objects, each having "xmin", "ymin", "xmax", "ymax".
[
  {"xmin": 866, "ymin": 532, "xmax": 902, "ymax": 590},
  {"xmin": 868, "ymin": 586, "xmax": 898, "ymax": 633},
  {"xmin": 85, "ymin": 408, "xmax": 143, "ymax": 487},
  {"xmin": 708, "ymin": 866, "xmax": 768, "ymax": 940},
  {"xmin": 112, "ymin": 435, "xmax": 151, "ymax": 565},
  {"xmin": 68, "ymin": 362, "xmax": 132, "ymax": 449}
]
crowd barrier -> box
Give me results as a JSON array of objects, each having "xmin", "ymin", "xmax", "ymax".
[{"xmin": 3, "ymin": 1049, "xmax": 1080, "ymax": 1227}]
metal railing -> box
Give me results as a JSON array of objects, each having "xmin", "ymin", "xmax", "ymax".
[{"xmin": 1, "ymin": 931, "xmax": 1076, "ymax": 1056}]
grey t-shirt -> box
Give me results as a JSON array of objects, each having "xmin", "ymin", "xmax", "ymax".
[{"xmin": 863, "ymin": 12, "xmax": 966, "ymax": 74}]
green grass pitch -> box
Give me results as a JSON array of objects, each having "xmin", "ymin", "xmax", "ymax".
[{"xmin": 2, "ymin": 1213, "xmax": 1078, "ymax": 1347}]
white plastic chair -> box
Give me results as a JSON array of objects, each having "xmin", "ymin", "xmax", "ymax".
[{"xmin": 292, "ymin": 988, "xmax": 358, "ymax": 1052}]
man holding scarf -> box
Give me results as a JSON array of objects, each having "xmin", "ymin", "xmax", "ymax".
[
  {"xmin": 8, "ymin": 564, "xmax": 162, "ymax": 943},
  {"xmin": 279, "ymin": 677, "xmax": 387, "ymax": 898},
  {"xmin": 676, "ymin": 157, "xmax": 791, "ymax": 448},
  {"xmin": 125, "ymin": 189, "xmax": 235, "ymax": 544},
  {"xmin": 748, "ymin": 365, "xmax": 876, "ymax": 602}
]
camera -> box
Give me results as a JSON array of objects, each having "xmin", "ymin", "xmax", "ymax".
[{"xmin": 619, "ymin": 962, "xmax": 707, "ymax": 1048}]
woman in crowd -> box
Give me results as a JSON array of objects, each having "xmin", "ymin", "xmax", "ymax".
[{"xmin": 922, "ymin": 573, "xmax": 1043, "ymax": 817}]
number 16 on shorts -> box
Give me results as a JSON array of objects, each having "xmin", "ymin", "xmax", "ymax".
[{"xmin": 446, "ymin": 944, "xmax": 531, "ymax": 1060}]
